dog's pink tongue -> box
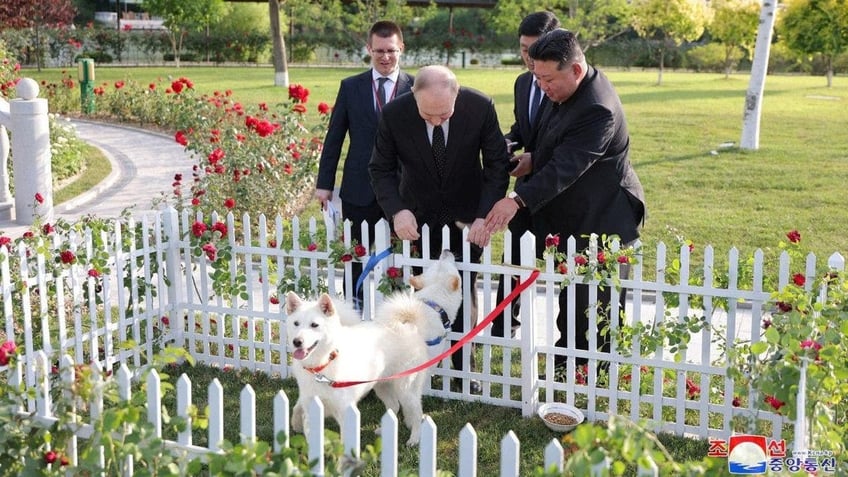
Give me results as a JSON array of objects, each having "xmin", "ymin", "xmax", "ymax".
[{"xmin": 293, "ymin": 349, "xmax": 306, "ymax": 360}]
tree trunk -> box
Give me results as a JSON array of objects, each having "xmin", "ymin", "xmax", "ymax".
[
  {"xmin": 826, "ymin": 55, "xmax": 833, "ymax": 88},
  {"xmin": 657, "ymin": 49, "xmax": 664, "ymax": 86},
  {"xmin": 269, "ymin": 0, "xmax": 288, "ymax": 87},
  {"xmin": 740, "ymin": 0, "xmax": 778, "ymax": 150}
]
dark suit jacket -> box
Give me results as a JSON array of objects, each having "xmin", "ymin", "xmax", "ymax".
[
  {"xmin": 504, "ymin": 70, "xmax": 548, "ymax": 153},
  {"xmin": 316, "ymin": 69, "xmax": 414, "ymax": 207},
  {"xmin": 516, "ymin": 65, "xmax": 646, "ymax": 248},
  {"xmin": 369, "ymin": 87, "xmax": 510, "ymax": 228}
]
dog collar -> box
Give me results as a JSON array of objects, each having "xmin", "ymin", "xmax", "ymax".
[
  {"xmin": 422, "ymin": 300, "xmax": 452, "ymax": 330},
  {"xmin": 304, "ymin": 349, "xmax": 338, "ymax": 374},
  {"xmin": 422, "ymin": 299, "xmax": 452, "ymax": 347}
]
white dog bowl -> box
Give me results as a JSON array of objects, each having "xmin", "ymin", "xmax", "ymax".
[{"xmin": 537, "ymin": 402, "xmax": 585, "ymax": 432}]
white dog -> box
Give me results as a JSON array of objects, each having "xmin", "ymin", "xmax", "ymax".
[{"xmin": 285, "ymin": 250, "xmax": 462, "ymax": 446}]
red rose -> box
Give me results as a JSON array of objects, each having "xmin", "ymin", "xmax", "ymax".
[
  {"xmin": 544, "ymin": 234, "xmax": 559, "ymax": 248},
  {"xmin": 792, "ymin": 273, "xmax": 805, "ymax": 287},
  {"xmin": 60, "ymin": 455, "xmax": 69, "ymax": 466},
  {"xmin": 354, "ymin": 244, "xmax": 367, "ymax": 257},
  {"xmin": 307, "ymin": 243, "xmax": 318, "ymax": 251},
  {"xmin": 293, "ymin": 103, "xmax": 307, "ymax": 114},
  {"xmin": 732, "ymin": 396, "xmax": 741, "ymax": 407},
  {"xmin": 288, "ymin": 84, "xmax": 309, "ymax": 103},
  {"xmin": 23, "ymin": 231, "xmax": 33, "ymax": 238},
  {"xmin": 387, "ymin": 266, "xmax": 400, "ymax": 279},
  {"xmin": 341, "ymin": 253, "xmax": 353, "ymax": 262},
  {"xmin": 786, "ymin": 229, "xmax": 801, "ymax": 243},
  {"xmin": 44, "ymin": 451, "xmax": 58, "ymax": 464},
  {"xmin": 557, "ymin": 262, "xmax": 567, "ymax": 274},
  {"xmin": 0, "ymin": 236, "xmax": 10, "ymax": 249},
  {"xmin": 685, "ymin": 378, "xmax": 700, "ymax": 398},
  {"xmin": 149, "ymin": 83, "xmax": 156, "ymax": 90},
  {"xmin": 597, "ymin": 251, "xmax": 606, "ymax": 263},
  {"xmin": 764, "ymin": 395, "xmax": 785, "ymax": 411},
  {"xmin": 208, "ymin": 148, "xmax": 225, "ymax": 165},
  {"xmin": 574, "ymin": 255, "xmax": 588, "ymax": 265},
  {"xmin": 114, "ymin": 80, "xmax": 125, "ymax": 89},
  {"xmin": 42, "ymin": 223, "xmax": 55, "ymax": 235},
  {"xmin": 0, "ymin": 340, "xmax": 17, "ymax": 366},
  {"xmin": 88, "ymin": 268, "xmax": 100, "ymax": 278},
  {"xmin": 270, "ymin": 296, "xmax": 280, "ymax": 305},
  {"xmin": 191, "ymin": 221, "xmax": 207, "ymax": 238},
  {"xmin": 776, "ymin": 301, "xmax": 792, "ymax": 313},
  {"xmin": 161, "ymin": 316, "xmax": 170, "ymax": 325},
  {"xmin": 211, "ymin": 221, "xmax": 227, "ymax": 237},
  {"xmin": 223, "ymin": 198, "xmax": 235, "ymax": 209},
  {"xmin": 202, "ymin": 243, "xmax": 217, "ymax": 261},
  {"xmin": 34, "ymin": 192, "xmax": 44, "ymax": 204},
  {"xmin": 268, "ymin": 239, "xmax": 277, "ymax": 248},
  {"xmin": 318, "ymin": 102, "xmax": 331, "ymax": 115},
  {"xmin": 617, "ymin": 255, "xmax": 629, "ymax": 264},
  {"xmin": 175, "ymin": 130, "xmax": 189, "ymax": 146},
  {"xmin": 60, "ymin": 250, "xmax": 76, "ymax": 264},
  {"xmin": 171, "ymin": 80, "xmax": 184, "ymax": 93}
]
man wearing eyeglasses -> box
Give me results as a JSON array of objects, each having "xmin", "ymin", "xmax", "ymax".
[{"xmin": 316, "ymin": 21, "xmax": 414, "ymax": 307}]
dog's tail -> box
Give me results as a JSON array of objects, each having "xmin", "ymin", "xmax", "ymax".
[{"xmin": 374, "ymin": 293, "xmax": 427, "ymax": 330}]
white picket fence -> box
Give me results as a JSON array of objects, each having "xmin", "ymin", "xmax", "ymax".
[{"xmin": 2, "ymin": 206, "xmax": 844, "ymax": 473}]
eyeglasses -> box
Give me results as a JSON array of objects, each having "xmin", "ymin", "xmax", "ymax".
[{"xmin": 372, "ymin": 49, "xmax": 400, "ymax": 57}]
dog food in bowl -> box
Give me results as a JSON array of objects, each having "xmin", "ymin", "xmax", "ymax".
[{"xmin": 537, "ymin": 402, "xmax": 585, "ymax": 432}]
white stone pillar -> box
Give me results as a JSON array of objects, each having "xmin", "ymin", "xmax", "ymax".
[{"xmin": 10, "ymin": 78, "xmax": 53, "ymax": 225}]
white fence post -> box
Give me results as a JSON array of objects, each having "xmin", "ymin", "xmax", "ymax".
[
  {"xmin": 0, "ymin": 123, "xmax": 11, "ymax": 220},
  {"xmin": 7, "ymin": 78, "xmax": 53, "ymax": 225}
]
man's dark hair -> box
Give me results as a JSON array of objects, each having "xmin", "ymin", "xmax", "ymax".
[
  {"xmin": 518, "ymin": 11, "xmax": 560, "ymax": 37},
  {"xmin": 369, "ymin": 20, "xmax": 404, "ymax": 43},
  {"xmin": 528, "ymin": 28, "xmax": 584, "ymax": 70}
]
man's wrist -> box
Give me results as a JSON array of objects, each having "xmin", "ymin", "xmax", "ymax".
[{"xmin": 507, "ymin": 191, "xmax": 526, "ymax": 208}]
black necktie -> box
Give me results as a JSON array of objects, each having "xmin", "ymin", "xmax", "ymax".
[
  {"xmin": 432, "ymin": 125, "xmax": 449, "ymax": 224},
  {"xmin": 377, "ymin": 77, "xmax": 389, "ymax": 108},
  {"xmin": 529, "ymin": 82, "xmax": 541, "ymax": 126},
  {"xmin": 432, "ymin": 125, "xmax": 447, "ymax": 178}
]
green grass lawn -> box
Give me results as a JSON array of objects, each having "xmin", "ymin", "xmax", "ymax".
[{"xmin": 28, "ymin": 64, "xmax": 848, "ymax": 262}]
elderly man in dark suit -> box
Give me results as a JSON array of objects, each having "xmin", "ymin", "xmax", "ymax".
[
  {"xmin": 492, "ymin": 11, "xmax": 561, "ymax": 339},
  {"xmin": 315, "ymin": 21, "xmax": 414, "ymax": 306},
  {"xmin": 485, "ymin": 29, "xmax": 646, "ymax": 373},
  {"xmin": 370, "ymin": 65, "xmax": 510, "ymax": 387}
]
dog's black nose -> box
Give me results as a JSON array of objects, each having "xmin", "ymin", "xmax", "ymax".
[{"xmin": 293, "ymin": 338, "xmax": 302, "ymax": 348}]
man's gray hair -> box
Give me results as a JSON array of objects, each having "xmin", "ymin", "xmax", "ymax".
[{"xmin": 412, "ymin": 65, "xmax": 459, "ymax": 96}]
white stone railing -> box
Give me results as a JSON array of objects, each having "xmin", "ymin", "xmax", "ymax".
[{"xmin": 0, "ymin": 78, "xmax": 53, "ymax": 225}]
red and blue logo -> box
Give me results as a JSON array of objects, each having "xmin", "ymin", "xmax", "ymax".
[{"xmin": 727, "ymin": 435, "xmax": 768, "ymax": 474}]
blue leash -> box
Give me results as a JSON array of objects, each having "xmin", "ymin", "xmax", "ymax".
[{"xmin": 352, "ymin": 246, "xmax": 393, "ymax": 311}]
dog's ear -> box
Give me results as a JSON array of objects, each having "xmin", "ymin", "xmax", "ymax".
[
  {"xmin": 450, "ymin": 275, "xmax": 460, "ymax": 292},
  {"xmin": 285, "ymin": 291, "xmax": 302, "ymax": 315},
  {"xmin": 317, "ymin": 293, "xmax": 336, "ymax": 316},
  {"xmin": 409, "ymin": 274, "xmax": 423, "ymax": 290}
]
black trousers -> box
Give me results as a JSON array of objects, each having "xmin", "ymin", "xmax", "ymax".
[
  {"xmin": 492, "ymin": 207, "xmax": 533, "ymax": 338},
  {"xmin": 341, "ymin": 200, "xmax": 385, "ymax": 307},
  {"xmin": 554, "ymin": 265, "xmax": 630, "ymax": 368}
]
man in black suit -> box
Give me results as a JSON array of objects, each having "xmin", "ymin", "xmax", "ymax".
[
  {"xmin": 370, "ymin": 65, "xmax": 510, "ymax": 384},
  {"xmin": 485, "ymin": 29, "xmax": 646, "ymax": 372},
  {"xmin": 315, "ymin": 21, "xmax": 414, "ymax": 306},
  {"xmin": 492, "ymin": 11, "xmax": 561, "ymax": 339}
]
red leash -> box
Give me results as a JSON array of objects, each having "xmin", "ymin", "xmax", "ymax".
[{"xmin": 324, "ymin": 269, "xmax": 540, "ymax": 388}]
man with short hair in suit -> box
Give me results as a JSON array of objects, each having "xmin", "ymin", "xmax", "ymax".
[
  {"xmin": 370, "ymin": 65, "xmax": 510, "ymax": 387},
  {"xmin": 485, "ymin": 29, "xmax": 646, "ymax": 373},
  {"xmin": 315, "ymin": 21, "xmax": 414, "ymax": 307},
  {"xmin": 492, "ymin": 11, "xmax": 561, "ymax": 339}
]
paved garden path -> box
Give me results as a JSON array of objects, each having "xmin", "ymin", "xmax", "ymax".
[{"xmin": 0, "ymin": 119, "xmax": 193, "ymax": 238}]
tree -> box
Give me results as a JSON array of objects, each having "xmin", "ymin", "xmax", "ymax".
[
  {"xmin": 630, "ymin": 0, "xmax": 712, "ymax": 85},
  {"xmin": 142, "ymin": 0, "xmax": 226, "ymax": 67},
  {"xmin": 268, "ymin": 0, "xmax": 288, "ymax": 87},
  {"xmin": 740, "ymin": 0, "xmax": 778, "ymax": 150},
  {"xmin": 709, "ymin": 0, "xmax": 760, "ymax": 79},
  {"xmin": 780, "ymin": 0, "xmax": 848, "ymax": 87},
  {"xmin": 0, "ymin": 0, "xmax": 76, "ymax": 70},
  {"xmin": 559, "ymin": 0, "xmax": 632, "ymax": 52}
]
